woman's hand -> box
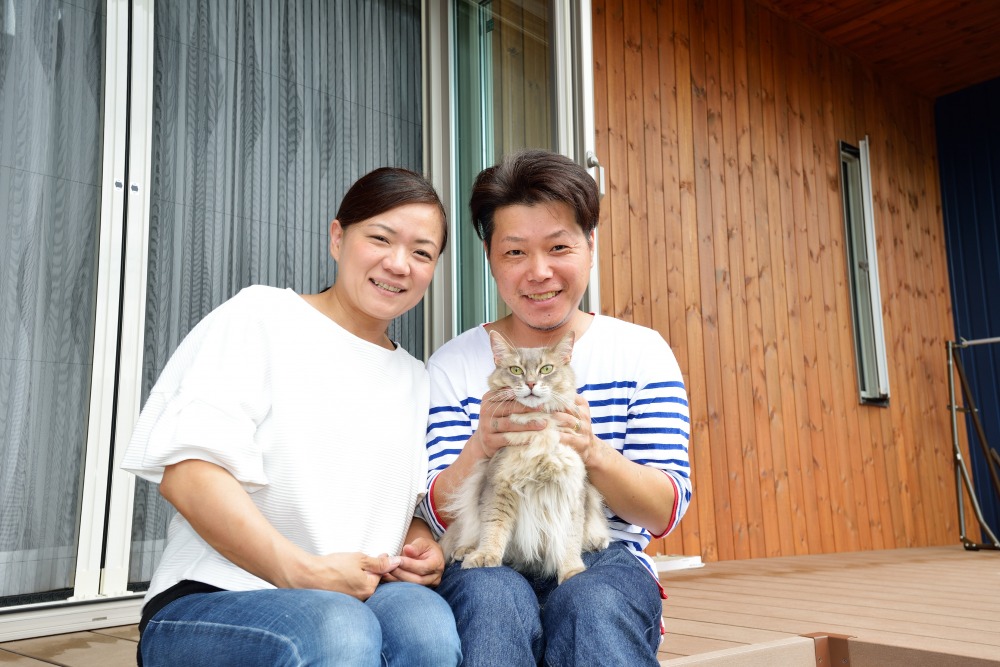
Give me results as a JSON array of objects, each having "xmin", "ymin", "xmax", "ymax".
[
  {"xmin": 161, "ymin": 460, "xmax": 400, "ymax": 600},
  {"xmin": 292, "ymin": 551, "xmax": 400, "ymax": 601}
]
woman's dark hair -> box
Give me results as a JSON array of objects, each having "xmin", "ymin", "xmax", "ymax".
[
  {"xmin": 337, "ymin": 167, "xmax": 448, "ymax": 251},
  {"xmin": 469, "ymin": 149, "xmax": 599, "ymax": 252}
]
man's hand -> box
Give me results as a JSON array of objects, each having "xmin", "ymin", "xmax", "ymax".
[
  {"xmin": 474, "ymin": 388, "xmax": 545, "ymax": 459},
  {"xmin": 555, "ymin": 394, "xmax": 604, "ymax": 466},
  {"xmin": 381, "ymin": 537, "xmax": 446, "ymax": 587}
]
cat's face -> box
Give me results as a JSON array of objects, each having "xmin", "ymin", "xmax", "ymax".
[{"xmin": 488, "ymin": 331, "xmax": 576, "ymax": 410}]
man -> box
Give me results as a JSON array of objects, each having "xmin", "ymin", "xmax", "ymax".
[{"xmin": 418, "ymin": 149, "xmax": 691, "ymax": 666}]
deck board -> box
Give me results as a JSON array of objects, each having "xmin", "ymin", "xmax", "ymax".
[{"xmin": 658, "ymin": 545, "xmax": 1000, "ymax": 663}]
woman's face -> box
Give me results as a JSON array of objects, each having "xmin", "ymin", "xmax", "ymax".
[{"xmin": 329, "ymin": 202, "xmax": 444, "ymax": 328}]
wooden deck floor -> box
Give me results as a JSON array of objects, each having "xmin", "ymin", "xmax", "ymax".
[
  {"xmin": 657, "ymin": 544, "xmax": 1000, "ymax": 665},
  {"xmin": 1, "ymin": 546, "xmax": 997, "ymax": 665}
]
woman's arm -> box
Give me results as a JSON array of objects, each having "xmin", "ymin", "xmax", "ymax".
[{"xmin": 160, "ymin": 459, "xmax": 399, "ymax": 600}]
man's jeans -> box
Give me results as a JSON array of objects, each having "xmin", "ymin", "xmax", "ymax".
[
  {"xmin": 436, "ymin": 541, "xmax": 663, "ymax": 667},
  {"xmin": 140, "ymin": 582, "xmax": 461, "ymax": 666}
]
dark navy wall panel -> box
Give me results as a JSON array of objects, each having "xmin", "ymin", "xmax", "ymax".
[{"xmin": 937, "ymin": 76, "xmax": 1000, "ymax": 539}]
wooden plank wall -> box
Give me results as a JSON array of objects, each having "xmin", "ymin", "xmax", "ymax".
[{"xmin": 592, "ymin": 0, "xmax": 977, "ymax": 561}]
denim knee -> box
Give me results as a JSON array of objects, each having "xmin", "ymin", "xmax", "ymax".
[
  {"xmin": 366, "ymin": 582, "xmax": 461, "ymax": 666},
  {"xmin": 141, "ymin": 589, "xmax": 383, "ymax": 667},
  {"xmin": 305, "ymin": 592, "xmax": 382, "ymax": 664},
  {"xmin": 541, "ymin": 550, "xmax": 662, "ymax": 667},
  {"xmin": 437, "ymin": 563, "xmax": 542, "ymax": 666}
]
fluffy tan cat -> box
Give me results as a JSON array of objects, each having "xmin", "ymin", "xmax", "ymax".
[{"xmin": 440, "ymin": 330, "xmax": 610, "ymax": 583}]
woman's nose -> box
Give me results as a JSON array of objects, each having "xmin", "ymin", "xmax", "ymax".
[{"xmin": 383, "ymin": 246, "xmax": 410, "ymax": 274}]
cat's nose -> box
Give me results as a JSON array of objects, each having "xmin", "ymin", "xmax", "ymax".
[{"xmin": 526, "ymin": 382, "xmax": 536, "ymax": 391}]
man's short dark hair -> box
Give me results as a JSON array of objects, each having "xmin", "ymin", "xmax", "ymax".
[{"xmin": 469, "ymin": 149, "xmax": 600, "ymax": 251}]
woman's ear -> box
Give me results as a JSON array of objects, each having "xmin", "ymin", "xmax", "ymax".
[{"xmin": 329, "ymin": 220, "xmax": 344, "ymax": 260}]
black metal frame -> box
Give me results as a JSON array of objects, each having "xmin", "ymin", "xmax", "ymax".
[{"xmin": 946, "ymin": 338, "xmax": 1000, "ymax": 550}]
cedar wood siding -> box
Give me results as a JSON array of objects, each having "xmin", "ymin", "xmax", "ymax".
[{"xmin": 592, "ymin": 0, "xmax": 978, "ymax": 561}]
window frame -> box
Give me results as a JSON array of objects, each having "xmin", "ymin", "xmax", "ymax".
[{"xmin": 839, "ymin": 138, "xmax": 890, "ymax": 404}]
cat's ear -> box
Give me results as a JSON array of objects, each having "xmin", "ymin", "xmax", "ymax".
[
  {"xmin": 489, "ymin": 330, "xmax": 513, "ymax": 365},
  {"xmin": 554, "ymin": 331, "xmax": 576, "ymax": 364}
]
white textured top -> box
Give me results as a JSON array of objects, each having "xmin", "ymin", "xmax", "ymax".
[{"xmin": 122, "ymin": 286, "xmax": 430, "ymax": 604}]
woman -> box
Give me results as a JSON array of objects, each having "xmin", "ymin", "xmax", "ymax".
[{"xmin": 123, "ymin": 167, "xmax": 461, "ymax": 666}]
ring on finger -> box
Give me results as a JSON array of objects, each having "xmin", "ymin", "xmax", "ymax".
[
  {"xmin": 491, "ymin": 418, "xmax": 499, "ymax": 432},
  {"xmin": 574, "ymin": 419, "xmax": 581, "ymax": 433}
]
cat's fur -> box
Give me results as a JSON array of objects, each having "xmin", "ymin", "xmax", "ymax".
[{"xmin": 440, "ymin": 330, "xmax": 610, "ymax": 583}]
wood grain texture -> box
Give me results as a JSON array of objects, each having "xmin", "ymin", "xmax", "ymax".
[
  {"xmin": 592, "ymin": 0, "xmax": 973, "ymax": 562},
  {"xmin": 658, "ymin": 546, "xmax": 1000, "ymax": 663}
]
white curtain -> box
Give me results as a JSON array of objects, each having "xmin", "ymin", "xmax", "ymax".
[
  {"xmin": 128, "ymin": 0, "xmax": 425, "ymax": 586},
  {"xmin": 0, "ymin": 0, "xmax": 105, "ymax": 604}
]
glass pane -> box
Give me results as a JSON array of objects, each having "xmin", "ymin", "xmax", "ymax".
[
  {"xmin": 454, "ymin": 0, "xmax": 555, "ymax": 333},
  {"xmin": 0, "ymin": 0, "xmax": 106, "ymax": 606},
  {"xmin": 842, "ymin": 153, "xmax": 877, "ymax": 398},
  {"xmin": 128, "ymin": 0, "xmax": 425, "ymax": 588}
]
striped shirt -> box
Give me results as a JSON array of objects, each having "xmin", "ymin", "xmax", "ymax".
[{"xmin": 417, "ymin": 315, "xmax": 692, "ymax": 580}]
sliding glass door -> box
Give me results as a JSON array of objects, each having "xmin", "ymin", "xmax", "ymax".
[
  {"xmin": 123, "ymin": 0, "xmax": 427, "ymax": 592},
  {"xmin": 452, "ymin": 0, "xmax": 597, "ymax": 334},
  {"xmin": 0, "ymin": 0, "xmax": 109, "ymax": 607},
  {"xmin": 1, "ymin": 0, "xmax": 427, "ymax": 611}
]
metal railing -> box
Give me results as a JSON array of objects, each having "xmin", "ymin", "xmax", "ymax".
[{"xmin": 946, "ymin": 337, "xmax": 1000, "ymax": 550}]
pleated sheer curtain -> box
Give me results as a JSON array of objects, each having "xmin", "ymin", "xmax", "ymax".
[
  {"xmin": 0, "ymin": 0, "xmax": 425, "ymax": 603},
  {"xmin": 128, "ymin": 0, "xmax": 426, "ymax": 586},
  {"xmin": 0, "ymin": 1, "xmax": 105, "ymax": 604}
]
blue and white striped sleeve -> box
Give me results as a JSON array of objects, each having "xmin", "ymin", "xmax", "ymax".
[
  {"xmin": 623, "ymin": 339, "xmax": 692, "ymax": 536},
  {"xmin": 416, "ymin": 360, "xmax": 476, "ymax": 537}
]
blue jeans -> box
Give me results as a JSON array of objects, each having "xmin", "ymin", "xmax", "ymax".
[
  {"xmin": 436, "ymin": 541, "xmax": 662, "ymax": 667},
  {"xmin": 140, "ymin": 582, "xmax": 461, "ymax": 666}
]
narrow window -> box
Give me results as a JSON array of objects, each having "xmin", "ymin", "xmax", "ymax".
[{"xmin": 840, "ymin": 139, "xmax": 890, "ymax": 403}]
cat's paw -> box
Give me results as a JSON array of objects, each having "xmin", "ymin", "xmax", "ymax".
[
  {"xmin": 557, "ymin": 564, "xmax": 585, "ymax": 584},
  {"xmin": 583, "ymin": 533, "xmax": 611, "ymax": 551},
  {"xmin": 462, "ymin": 550, "xmax": 503, "ymax": 569},
  {"xmin": 451, "ymin": 545, "xmax": 475, "ymax": 561}
]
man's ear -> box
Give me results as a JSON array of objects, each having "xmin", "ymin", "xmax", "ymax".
[{"xmin": 329, "ymin": 220, "xmax": 344, "ymax": 261}]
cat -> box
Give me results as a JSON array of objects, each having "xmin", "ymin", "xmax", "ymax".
[{"xmin": 440, "ymin": 330, "xmax": 611, "ymax": 583}]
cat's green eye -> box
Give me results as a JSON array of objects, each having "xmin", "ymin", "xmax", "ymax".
[
  {"xmin": 509, "ymin": 366, "xmax": 524, "ymax": 376},
  {"xmin": 539, "ymin": 364, "xmax": 554, "ymax": 374}
]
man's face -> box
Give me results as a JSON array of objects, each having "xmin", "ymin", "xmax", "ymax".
[{"xmin": 487, "ymin": 201, "xmax": 594, "ymax": 338}]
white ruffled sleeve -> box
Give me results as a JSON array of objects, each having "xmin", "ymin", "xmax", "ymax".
[{"xmin": 122, "ymin": 292, "xmax": 273, "ymax": 489}]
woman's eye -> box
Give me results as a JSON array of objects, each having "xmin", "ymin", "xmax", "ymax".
[
  {"xmin": 551, "ymin": 245, "xmax": 569, "ymax": 252},
  {"xmin": 415, "ymin": 250, "xmax": 433, "ymax": 260},
  {"xmin": 509, "ymin": 366, "xmax": 524, "ymax": 376},
  {"xmin": 539, "ymin": 364, "xmax": 554, "ymax": 374},
  {"xmin": 371, "ymin": 235, "xmax": 389, "ymax": 243},
  {"xmin": 506, "ymin": 249, "xmax": 524, "ymax": 256}
]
